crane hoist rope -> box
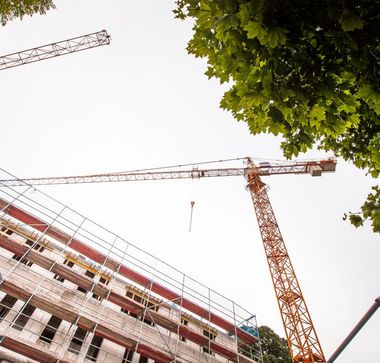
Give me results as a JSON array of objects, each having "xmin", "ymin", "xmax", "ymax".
[{"xmin": 189, "ymin": 201, "xmax": 195, "ymax": 232}]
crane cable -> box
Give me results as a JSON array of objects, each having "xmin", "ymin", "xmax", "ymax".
[
  {"xmin": 189, "ymin": 201, "xmax": 195, "ymax": 232},
  {"xmin": 188, "ymin": 174, "xmax": 199, "ymax": 232},
  {"xmin": 103, "ymin": 156, "xmax": 288, "ymax": 176},
  {"xmin": 111, "ymin": 157, "xmax": 249, "ymax": 175}
]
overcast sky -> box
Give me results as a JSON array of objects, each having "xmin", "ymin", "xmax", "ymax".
[{"xmin": 1, "ymin": 1, "xmax": 379, "ymax": 362}]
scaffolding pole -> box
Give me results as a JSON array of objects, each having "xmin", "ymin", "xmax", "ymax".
[{"xmin": 327, "ymin": 297, "xmax": 380, "ymax": 363}]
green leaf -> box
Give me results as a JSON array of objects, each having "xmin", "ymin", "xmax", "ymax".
[
  {"xmin": 199, "ymin": 1, "xmax": 211, "ymax": 11},
  {"xmin": 215, "ymin": 16, "xmax": 232, "ymax": 41},
  {"xmin": 340, "ymin": 11, "xmax": 364, "ymax": 32},
  {"xmin": 243, "ymin": 21, "xmax": 266, "ymax": 43},
  {"xmin": 266, "ymin": 27, "xmax": 287, "ymax": 48},
  {"xmin": 309, "ymin": 105, "xmax": 326, "ymax": 127},
  {"xmin": 357, "ymin": 84, "xmax": 380, "ymax": 115},
  {"xmin": 229, "ymin": 14, "xmax": 239, "ymax": 27},
  {"xmin": 348, "ymin": 113, "xmax": 361, "ymax": 128},
  {"xmin": 349, "ymin": 214, "xmax": 364, "ymax": 228}
]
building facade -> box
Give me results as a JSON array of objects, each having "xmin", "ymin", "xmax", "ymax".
[{"xmin": 0, "ymin": 177, "xmax": 261, "ymax": 363}]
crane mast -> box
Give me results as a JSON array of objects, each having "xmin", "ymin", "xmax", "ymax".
[
  {"xmin": 0, "ymin": 157, "xmax": 336, "ymax": 362},
  {"xmin": 246, "ymin": 159, "xmax": 325, "ymax": 362},
  {"xmin": 0, "ymin": 30, "xmax": 110, "ymax": 71}
]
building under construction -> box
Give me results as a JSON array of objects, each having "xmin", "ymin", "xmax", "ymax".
[{"xmin": 0, "ymin": 169, "xmax": 261, "ymax": 363}]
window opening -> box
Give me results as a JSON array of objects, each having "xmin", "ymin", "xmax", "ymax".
[
  {"xmin": 1, "ymin": 227, "xmax": 13, "ymax": 235},
  {"xmin": 142, "ymin": 301, "xmax": 157, "ymax": 326},
  {"xmin": 39, "ymin": 315, "xmax": 62, "ymax": 343},
  {"xmin": 12, "ymin": 254, "xmax": 33, "ymax": 267},
  {"xmin": 92, "ymin": 293, "xmax": 102, "ymax": 302},
  {"xmin": 54, "ymin": 274, "xmax": 65, "ymax": 283},
  {"xmin": 77, "ymin": 286, "xmax": 87, "ymax": 294},
  {"xmin": 89, "ymin": 272, "xmax": 104, "ymax": 301},
  {"xmin": 180, "ymin": 318, "xmax": 188, "ymax": 342},
  {"xmin": 139, "ymin": 355, "xmax": 148, "ymax": 363},
  {"xmin": 54, "ymin": 259, "xmax": 74, "ymax": 283},
  {"xmin": 122, "ymin": 291, "xmax": 137, "ymax": 318},
  {"xmin": 68, "ymin": 327, "xmax": 87, "ymax": 354},
  {"xmin": 86, "ymin": 335, "xmax": 103, "ymax": 362},
  {"xmin": 121, "ymin": 290, "xmax": 157, "ymax": 326},
  {"xmin": 64, "ymin": 259, "xmax": 74, "ymax": 268},
  {"xmin": 12, "ymin": 304, "xmax": 36, "ymax": 331},
  {"xmin": 146, "ymin": 301, "xmax": 157, "ymax": 310},
  {"xmin": 25, "ymin": 239, "xmax": 45, "ymax": 252},
  {"xmin": 85, "ymin": 270, "xmax": 95, "ymax": 279},
  {"xmin": 122, "ymin": 349, "xmax": 134, "ymax": 363},
  {"xmin": 99, "ymin": 277, "xmax": 109, "ymax": 286},
  {"xmin": 202, "ymin": 330, "xmax": 216, "ymax": 355},
  {"xmin": 78, "ymin": 270, "xmax": 95, "ymax": 294},
  {"xmin": 0, "ymin": 295, "xmax": 17, "ymax": 321}
]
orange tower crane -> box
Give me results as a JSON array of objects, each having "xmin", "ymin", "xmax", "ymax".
[
  {"xmin": 0, "ymin": 30, "xmax": 110, "ymax": 71},
  {"xmin": 0, "ymin": 157, "xmax": 337, "ymax": 362}
]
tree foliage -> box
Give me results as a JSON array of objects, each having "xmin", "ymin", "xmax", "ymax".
[
  {"xmin": 255, "ymin": 326, "xmax": 291, "ymax": 363},
  {"xmin": 344, "ymin": 185, "xmax": 380, "ymax": 232},
  {"xmin": 175, "ymin": 0, "xmax": 380, "ymax": 232},
  {"xmin": 0, "ymin": 0, "xmax": 55, "ymax": 26}
]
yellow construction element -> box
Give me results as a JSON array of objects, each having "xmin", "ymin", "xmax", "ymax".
[
  {"xmin": 64, "ymin": 254, "xmax": 112, "ymax": 281},
  {"xmin": 0, "ymin": 218, "xmax": 51, "ymax": 251}
]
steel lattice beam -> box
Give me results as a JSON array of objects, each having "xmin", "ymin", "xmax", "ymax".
[
  {"xmin": 0, "ymin": 159, "xmax": 336, "ymax": 187},
  {"xmin": 246, "ymin": 161, "xmax": 325, "ymax": 363},
  {"xmin": 0, "ymin": 30, "xmax": 110, "ymax": 71}
]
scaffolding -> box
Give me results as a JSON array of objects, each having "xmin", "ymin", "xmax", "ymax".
[{"xmin": 0, "ymin": 168, "xmax": 262, "ymax": 363}]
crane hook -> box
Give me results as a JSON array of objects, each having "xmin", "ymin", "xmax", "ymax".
[{"xmin": 189, "ymin": 201, "xmax": 195, "ymax": 232}]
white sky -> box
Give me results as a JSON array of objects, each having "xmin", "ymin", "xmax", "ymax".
[{"xmin": 0, "ymin": 1, "xmax": 379, "ymax": 362}]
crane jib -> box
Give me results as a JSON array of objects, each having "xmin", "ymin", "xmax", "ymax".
[
  {"xmin": 0, "ymin": 30, "xmax": 111, "ymax": 71},
  {"xmin": 0, "ymin": 159, "xmax": 336, "ymax": 187}
]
